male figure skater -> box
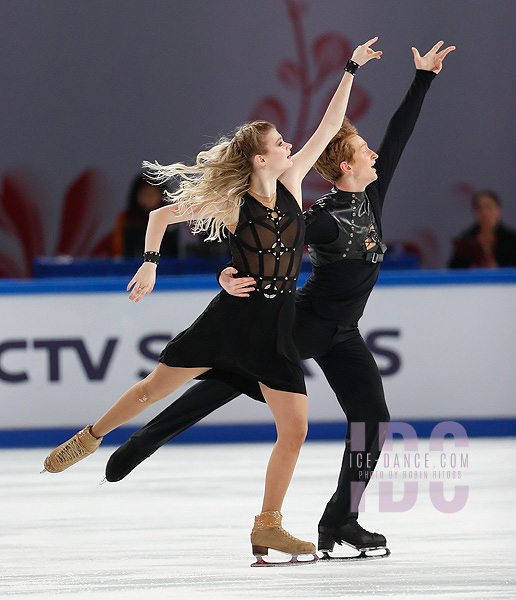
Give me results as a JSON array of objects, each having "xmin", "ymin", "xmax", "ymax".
[{"xmin": 106, "ymin": 42, "xmax": 454, "ymax": 559}]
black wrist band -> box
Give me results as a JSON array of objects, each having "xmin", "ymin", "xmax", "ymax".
[
  {"xmin": 344, "ymin": 59, "xmax": 360, "ymax": 76},
  {"xmin": 143, "ymin": 251, "xmax": 160, "ymax": 265}
]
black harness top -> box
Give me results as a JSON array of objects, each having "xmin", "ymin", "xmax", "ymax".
[
  {"xmin": 230, "ymin": 181, "xmax": 305, "ymax": 298},
  {"xmin": 305, "ymin": 190, "xmax": 387, "ymax": 266}
]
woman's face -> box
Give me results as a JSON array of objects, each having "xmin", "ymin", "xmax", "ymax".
[
  {"xmin": 137, "ymin": 183, "xmax": 162, "ymax": 212},
  {"xmin": 258, "ymin": 128, "xmax": 293, "ymax": 173}
]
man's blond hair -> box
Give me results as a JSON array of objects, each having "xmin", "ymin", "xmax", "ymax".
[{"xmin": 314, "ymin": 118, "xmax": 358, "ymax": 184}]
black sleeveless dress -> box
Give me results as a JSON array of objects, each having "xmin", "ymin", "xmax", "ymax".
[{"xmin": 159, "ymin": 180, "xmax": 306, "ymax": 401}]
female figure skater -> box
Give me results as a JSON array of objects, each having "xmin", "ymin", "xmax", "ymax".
[{"xmin": 43, "ymin": 37, "xmax": 381, "ymax": 563}]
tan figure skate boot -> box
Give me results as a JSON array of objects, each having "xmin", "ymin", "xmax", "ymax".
[
  {"xmin": 43, "ymin": 426, "xmax": 103, "ymax": 473},
  {"xmin": 250, "ymin": 511, "xmax": 317, "ymax": 566}
]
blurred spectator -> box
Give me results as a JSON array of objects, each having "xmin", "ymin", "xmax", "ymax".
[
  {"xmin": 180, "ymin": 228, "xmax": 230, "ymax": 258},
  {"xmin": 112, "ymin": 175, "xmax": 178, "ymax": 257},
  {"xmin": 448, "ymin": 190, "xmax": 516, "ymax": 268}
]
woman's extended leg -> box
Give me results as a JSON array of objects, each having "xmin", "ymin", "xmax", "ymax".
[
  {"xmin": 91, "ymin": 364, "xmax": 210, "ymax": 437},
  {"xmin": 250, "ymin": 384, "xmax": 315, "ymax": 560},
  {"xmin": 43, "ymin": 364, "xmax": 209, "ymax": 473}
]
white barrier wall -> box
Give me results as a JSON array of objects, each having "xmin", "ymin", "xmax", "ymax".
[{"xmin": 0, "ymin": 273, "xmax": 515, "ymax": 431}]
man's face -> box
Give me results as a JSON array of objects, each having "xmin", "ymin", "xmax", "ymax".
[
  {"xmin": 474, "ymin": 194, "xmax": 501, "ymax": 229},
  {"xmin": 346, "ymin": 135, "xmax": 378, "ymax": 186}
]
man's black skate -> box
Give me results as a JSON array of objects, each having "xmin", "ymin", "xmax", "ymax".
[
  {"xmin": 105, "ymin": 437, "xmax": 156, "ymax": 482},
  {"xmin": 318, "ymin": 520, "xmax": 390, "ymax": 561}
]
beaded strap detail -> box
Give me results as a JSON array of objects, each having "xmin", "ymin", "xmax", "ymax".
[{"xmin": 143, "ymin": 251, "xmax": 160, "ymax": 265}]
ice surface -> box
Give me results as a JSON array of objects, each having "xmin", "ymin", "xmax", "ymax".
[{"xmin": 1, "ymin": 438, "xmax": 515, "ymax": 599}]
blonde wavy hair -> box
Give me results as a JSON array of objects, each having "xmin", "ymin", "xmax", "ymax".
[
  {"xmin": 143, "ymin": 120, "xmax": 275, "ymax": 241},
  {"xmin": 314, "ymin": 118, "xmax": 358, "ymax": 184}
]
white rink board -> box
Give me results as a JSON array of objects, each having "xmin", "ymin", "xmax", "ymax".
[{"xmin": 0, "ymin": 282, "xmax": 514, "ymax": 429}]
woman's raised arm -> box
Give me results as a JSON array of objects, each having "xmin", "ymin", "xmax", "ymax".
[{"xmin": 280, "ymin": 37, "xmax": 381, "ymax": 198}]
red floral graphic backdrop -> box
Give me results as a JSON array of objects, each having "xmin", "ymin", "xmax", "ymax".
[
  {"xmin": 0, "ymin": 170, "xmax": 112, "ymax": 277},
  {"xmin": 251, "ymin": 0, "xmax": 371, "ymax": 206},
  {"xmin": 0, "ymin": 0, "xmax": 473, "ymax": 277},
  {"xmin": 0, "ymin": 0, "xmax": 374, "ymax": 278}
]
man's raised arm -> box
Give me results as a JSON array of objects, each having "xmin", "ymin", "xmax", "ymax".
[{"xmin": 373, "ymin": 41, "xmax": 455, "ymax": 208}]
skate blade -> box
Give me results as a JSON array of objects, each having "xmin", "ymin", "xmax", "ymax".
[
  {"xmin": 251, "ymin": 553, "xmax": 318, "ymax": 567},
  {"xmin": 320, "ymin": 546, "xmax": 391, "ymax": 561}
]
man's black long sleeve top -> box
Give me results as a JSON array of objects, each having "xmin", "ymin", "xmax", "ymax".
[{"xmin": 296, "ymin": 69, "xmax": 436, "ymax": 324}]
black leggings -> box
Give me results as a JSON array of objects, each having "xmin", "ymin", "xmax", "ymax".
[{"xmin": 106, "ymin": 304, "xmax": 390, "ymax": 528}]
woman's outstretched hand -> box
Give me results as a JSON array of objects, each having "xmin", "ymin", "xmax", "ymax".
[
  {"xmin": 127, "ymin": 262, "xmax": 157, "ymax": 302},
  {"xmin": 351, "ymin": 37, "xmax": 382, "ymax": 66},
  {"xmin": 220, "ymin": 267, "xmax": 255, "ymax": 297},
  {"xmin": 412, "ymin": 41, "xmax": 456, "ymax": 74}
]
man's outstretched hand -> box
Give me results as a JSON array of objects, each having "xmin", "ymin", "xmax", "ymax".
[{"xmin": 412, "ymin": 41, "xmax": 455, "ymax": 74}]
